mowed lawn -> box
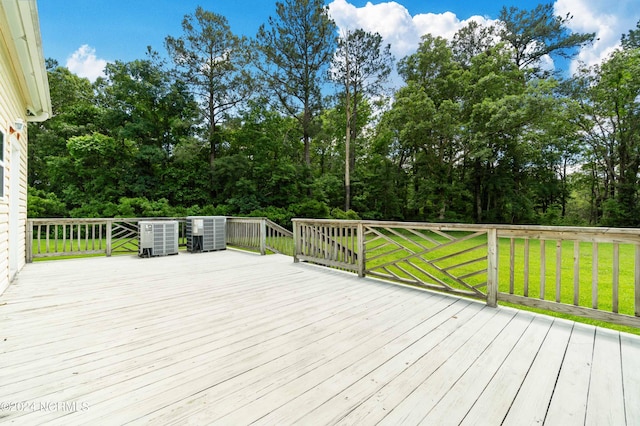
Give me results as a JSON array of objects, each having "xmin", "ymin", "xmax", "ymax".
[{"xmin": 363, "ymin": 230, "xmax": 639, "ymax": 335}]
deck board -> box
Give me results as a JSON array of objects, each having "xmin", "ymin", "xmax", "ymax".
[
  {"xmin": 0, "ymin": 250, "xmax": 638, "ymax": 425},
  {"xmin": 459, "ymin": 315, "xmax": 555, "ymax": 425},
  {"xmin": 621, "ymin": 333, "xmax": 640, "ymax": 424},
  {"xmin": 502, "ymin": 319, "xmax": 573, "ymax": 425}
]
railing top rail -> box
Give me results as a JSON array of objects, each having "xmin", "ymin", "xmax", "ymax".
[
  {"xmin": 28, "ymin": 217, "xmax": 188, "ymax": 224},
  {"xmin": 265, "ymin": 220, "xmax": 292, "ymax": 235},
  {"xmin": 28, "ymin": 218, "xmax": 112, "ymax": 225},
  {"xmin": 226, "ymin": 217, "xmax": 266, "ymax": 222},
  {"xmin": 291, "ymin": 218, "xmax": 640, "ymax": 239}
]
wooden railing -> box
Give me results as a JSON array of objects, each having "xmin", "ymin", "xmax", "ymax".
[
  {"xmin": 497, "ymin": 225, "xmax": 640, "ymax": 328},
  {"xmin": 26, "ymin": 217, "xmax": 293, "ymax": 261},
  {"xmin": 226, "ymin": 217, "xmax": 293, "ymax": 255},
  {"xmin": 26, "ymin": 218, "xmax": 188, "ymax": 261},
  {"xmin": 292, "ymin": 219, "xmax": 640, "ymax": 328},
  {"xmin": 25, "ymin": 216, "xmax": 640, "ymax": 327}
]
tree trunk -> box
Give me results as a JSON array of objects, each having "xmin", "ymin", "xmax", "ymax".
[{"xmin": 344, "ymin": 44, "xmax": 351, "ymax": 212}]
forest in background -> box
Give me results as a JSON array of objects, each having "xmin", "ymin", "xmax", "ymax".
[{"xmin": 27, "ymin": 1, "xmax": 640, "ymax": 229}]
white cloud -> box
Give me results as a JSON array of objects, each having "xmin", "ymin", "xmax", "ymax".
[
  {"xmin": 328, "ymin": 0, "xmax": 640, "ymax": 77},
  {"xmin": 328, "ymin": 0, "xmax": 496, "ymax": 60},
  {"xmin": 554, "ymin": 0, "xmax": 639, "ymax": 74},
  {"xmin": 66, "ymin": 45, "xmax": 108, "ymax": 82}
]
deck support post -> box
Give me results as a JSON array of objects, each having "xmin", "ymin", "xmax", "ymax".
[
  {"xmin": 487, "ymin": 228, "xmax": 498, "ymax": 308},
  {"xmin": 293, "ymin": 221, "xmax": 300, "ymax": 263},
  {"xmin": 259, "ymin": 219, "xmax": 267, "ymax": 256},
  {"xmin": 26, "ymin": 219, "xmax": 33, "ymax": 263},
  {"xmin": 106, "ymin": 220, "xmax": 112, "ymax": 257}
]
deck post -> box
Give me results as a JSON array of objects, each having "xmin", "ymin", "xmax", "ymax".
[
  {"xmin": 357, "ymin": 222, "xmax": 365, "ymax": 278},
  {"xmin": 487, "ymin": 228, "xmax": 498, "ymax": 308},
  {"xmin": 292, "ymin": 220, "xmax": 299, "ymax": 263},
  {"xmin": 260, "ymin": 219, "xmax": 267, "ymax": 256},
  {"xmin": 106, "ymin": 220, "xmax": 112, "ymax": 257},
  {"xmin": 26, "ymin": 219, "xmax": 33, "ymax": 263}
]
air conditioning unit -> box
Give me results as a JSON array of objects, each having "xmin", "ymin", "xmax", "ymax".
[
  {"xmin": 139, "ymin": 220, "xmax": 179, "ymax": 257},
  {"xmin": 186, "ymin": 216, "xmax": 226, "ymax": 253}
]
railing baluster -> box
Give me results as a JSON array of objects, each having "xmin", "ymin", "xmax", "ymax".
[
  {"xmin": 593, "ymin": 243, "xmax": 599, "ymax": 310},
  {"xmin": 357, "ymin": 222, "xmax": 365, "ymax": 278},
  {"xmin": 613, "ymin": 243, "xmax": 619, "ymax": 314},
  {"xmin": 574, "ymin": 241, "xmax": 580, "ymax": 306},
  {"xmin": 540, "ymin": 239, "xmax": 546, "ymax": 300},
  {"xmin": 635, "ymin": 245, "xmax": 640, "ymax": 318},
  {"xmin": 556, "ymin": 240, "xmax": 562, "ymax": 303},
  {"xmin": 37, "ymin": 224, "xmax": 42, "ymax": 254},
  {"xmin": 524, "ymin": 238, "xmax": 529, "ymax": 297},
  {"xmin": 486, "ymin": 228, "xmax": 498, "ymax": 308}
]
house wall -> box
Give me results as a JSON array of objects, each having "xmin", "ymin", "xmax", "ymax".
[{"xmin": 0, "ymin": 30, "xmax": 29, "ymax": 294}]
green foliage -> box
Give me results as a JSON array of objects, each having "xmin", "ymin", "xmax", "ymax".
[
  {"xmin": 27, "ymin": 187, "xmax": 67, "ymax": 218},
  {"xmin": 621, "ymin": 19, "xmax": 640, "ymax": 49},
  {"xmin": 499, "ymin": 2, "xmax": 594, "ymax": 75},
  {"xmin": 289, "ymin": 199, "xmax": 330, "ymax": 219},
  {"xmin": 26, "ymin": 6, "xmax": 639, "ymax": 229},
  {"xmin": 330, "ymin": 208, "xmax": 360, "ymax": 220},
  {"xmin": 246, "ymin": 206, "xmax": 292, "ymax": 228}
]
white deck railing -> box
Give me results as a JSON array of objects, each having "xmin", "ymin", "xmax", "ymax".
[
  {"xmin": 292, "ymin": 219, "xmax": 640, "ymax": 328},
  {"xmin": 26, "ymin": 217, "xmax": 293, "ymax": 261},
  {"xmin": 226, "ymin": 217, "xmax": 293, "ymax": 255},
  {"xmin": 25, "ymin": 216, "xmax": 640, "ymax": 327}
]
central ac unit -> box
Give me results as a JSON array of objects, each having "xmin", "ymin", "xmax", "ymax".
[
  {"xmin": 139, "ymin": 220, "xmax": 179, "ymax": 257},
  {"xmin": 186, "ymin": 216, "xmax": 226, "ymax": 253}
]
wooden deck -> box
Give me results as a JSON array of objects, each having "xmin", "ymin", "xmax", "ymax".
[{"xmin": 0, "ymin": 250, "xmax": 638, "ymax": 425}]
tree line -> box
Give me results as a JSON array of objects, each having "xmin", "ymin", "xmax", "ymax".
[{"xmin": 28, "ymin": 0, "xmax": 640, "ymax": 229}]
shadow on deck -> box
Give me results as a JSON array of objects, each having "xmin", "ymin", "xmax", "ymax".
[{"xmin": 0, "ymin": 250, "xmax": 638, "ymax": 425}]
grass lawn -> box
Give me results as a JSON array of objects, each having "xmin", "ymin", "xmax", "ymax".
[
  {"xmin": 31, "ymin": 237, "xmax": 139, "ymax": 258},
  {"xmin": 362, "ymin": 229, "xmax": 639, "ymax": 335}
]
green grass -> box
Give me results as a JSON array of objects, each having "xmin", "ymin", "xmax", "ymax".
[
  {"xmin": 501, "ymin": 239, "xmax": 635, "ymax": 313},
  {"xmin": 265, "ymin": 236, "xmax": 295, "ymax": 256},
  {"xmin": 498, "ymin": 238, "xmax": 639, "ymax": 335},
  {"xmin": 361, "ymin": 229, "xmax": 639, "ymax": 335},
  {"xmin": 31, "ymin": 237, "xmax": 139, "ymax": 258}
]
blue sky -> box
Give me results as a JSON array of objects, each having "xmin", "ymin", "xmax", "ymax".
[{"xmin": 37, "ymin": 0, "xmax": 640, "ymax": 81}]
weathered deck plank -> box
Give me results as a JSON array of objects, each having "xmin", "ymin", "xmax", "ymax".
[
  {"xmin": 459, "ymin": 315, "xmax": 555, "ymax": 425},
  {"xmin": 586, "ymin": 327, "xmax": 625, "ymax": 425},
  {"xmin": 0, "ymin": 250, "xmax": 637, "ymax": 425},
  {"xmin": 545, "ymin": 323, "xmax": 595, "ymax": 424},
  {"xmin": 501, "ymin": 319, "xmax": 573, "ymax": 425},
  {"xmin": 621, "ymin": 332, "xmax": 640, "ymax": 424}
]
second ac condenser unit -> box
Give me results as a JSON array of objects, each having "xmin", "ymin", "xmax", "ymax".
[
  {"xmin": 186, "ymin": 216, "xmax": 226, "ymax": 253},
  {"xmin": 139, "ymin": 220, "xmax": 179, "ymax": 257}
]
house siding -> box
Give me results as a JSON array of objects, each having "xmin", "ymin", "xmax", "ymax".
[{"xmin": 0, "ymin": 19, "xmax": 31, "ymax": 294}]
